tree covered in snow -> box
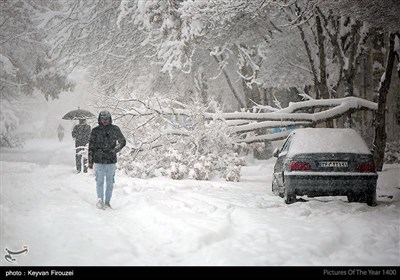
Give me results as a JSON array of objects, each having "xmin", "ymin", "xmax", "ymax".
[
  {"xmin": 34, "ymin": 0, "xmax": 398, "ymax": 178},
  {"xmin": 319, "ymin": 0, "xmax": 400, "ymax": 33},
  {"xmin": 94, "ymin": 91, "xmax": 377, "ymax": 180},
  {"xmin": 94, "ymin": 95, "xmax": 247, "ymax": 181},
  {"xmin": 316, "ymin": 0, "xmax": 400, "ymax": 170},
  {"xmin": 128, "ymin": 0, "xmax": 313, "ymax": 109},
  {"xmin": 0, "ymin": 0, "xmax": 73, "ymax": 147},
  {"xmin": 278, "ymin": 0, "xmax": 376, "ymax": 130},
  {"xmin": 371, "ymin": 32, "xmax": 399, "ymax": 170},
  {"xmin": 3, "ymin": 0, "xmax": 397, "ymax": 176}
]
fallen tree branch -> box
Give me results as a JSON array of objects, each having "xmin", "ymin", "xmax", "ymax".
[{"xmin": 113, "ymin": 96, "xmax": 378, "ymax": 144}]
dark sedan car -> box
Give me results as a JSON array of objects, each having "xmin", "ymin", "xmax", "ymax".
[{"xmin": 272, "ymin": 128, "xmax": 378, "ymax": 206}]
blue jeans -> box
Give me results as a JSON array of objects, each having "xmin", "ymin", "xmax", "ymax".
[{"xmin": 94, "ymin": 163, "xmax": 116, "ymax": 204}]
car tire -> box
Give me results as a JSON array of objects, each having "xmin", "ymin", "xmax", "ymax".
[
  {"xmin": 348, "ymin": 191, "xmax": 377, "ymax": 207},
  {"xmin": 284, "ymin": 185, "xmax": 296, "ymax": 204},
  {"xmin": 272, "ymin": 177, "xmax": 284, "ymax": 198},
  {"xmin": 365, "ymin": 190, "xmax": 377, "ymax": 207}
]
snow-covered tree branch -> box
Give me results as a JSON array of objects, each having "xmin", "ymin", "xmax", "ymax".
[
  {"xmin": 112, "ymin": 96, "xmax": 377, "ymax": 130},
  {"xmin": 0, "ymin": 0, "xmax": 73, "ymax": 147}
]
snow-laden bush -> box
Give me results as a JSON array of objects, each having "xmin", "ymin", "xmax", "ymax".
[
  {"xmin": 117, "ymin": 98, "xmax": 247, "ymax": 181},
  {"xmin": 384, "ymin": 141, "xmax": 400, "ymax": 164},
  {"xmin": 0, "ymin": 99, "xmax": 24, "ymax": 148}
]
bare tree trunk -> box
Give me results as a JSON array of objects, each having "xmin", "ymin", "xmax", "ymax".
[
  {"xmin": 396, "ymin": 34, "xmax": 400, "ymax": 80},
  {"xmin": 283, "ymin": 6, "xmax": 321, "ymax": 99},
  {"xmin": 241, "ymin": 64, "xmax": 263, "ymax": 109},
  {"xmin": 296, "ymin": 22, "xmax": 321, "ymax": 99},
  {"xmin": 373, "ymin": 32, "xmax": 397, "ymax": 171},
  {"xmin": 212, "ymin": 54, "xmax": 246, "ymax": 109},
  {"xmin": 315, "ymin": 13, "xmax": 333, "ymax": 128},
  {"xmin": 343, "ymin": 22, "xmax": 362, "ymax": 128},
  {"xmin": 240, "ymin": 64, "xmax": 271, "ymax": 158},
  {"xmin": 343, "ymin": 79, "xmax": 354, "ymax": 128},
  {"xmin": 361, "ymin": 53, "xmax": 368, "ymax": 139},
  {"xmin": 316, "ymin": 15, "xmax": 329, "ymax": 100},
  {"xmin": 194, "ymin": 70, "xmax": 209, "ymax": 106}
]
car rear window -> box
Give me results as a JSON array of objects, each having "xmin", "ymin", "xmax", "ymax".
[{"xmin": 287, "ymin": 128, "xmax": 371, "ymax": 156}]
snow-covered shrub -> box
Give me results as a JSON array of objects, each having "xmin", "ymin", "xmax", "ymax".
[
  {"xmin": 222, "ymin": 154, "xmax": 245, "ymax": 182},
  {"xmin": 0, "ymin": 99, "xmax": 24, "ymax": 148},
  {"xmin": 384, "ymin": 141, "xmax": 400, "ymax": 164},
  {"xmin": 118, "ymin": 142, "xmax": 165, "ymax": 178},
  {"xmin": 225, "ymin": 165, "xmax": 241, "ymax": 182},
  {"xmin": 169, "ymin": 161, "xmax": 188, "ymax": 180},
  {"xmin": 165, "ymin": 148, "xmax": 188, "ymax": 179},
  {"xmin": 188, "ymin": 156, "xmax": 212, "ymax": 180},
  {"xmin": 116, "ymin": 97, "xmax": 247, "ymax": 181}
]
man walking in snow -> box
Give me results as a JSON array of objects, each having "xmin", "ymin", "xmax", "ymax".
[
  {"xmin": 88, "ymin": 111, "xmax": 126, "ymax": 209},
  {"xmin": 72, "ymin": 119, "xmax": 92, "ymax": 173}
]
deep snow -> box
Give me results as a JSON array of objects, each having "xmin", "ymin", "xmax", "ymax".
[{"xmin": 1, "ymin": 137, "xmax": 399, "ymax": 266}]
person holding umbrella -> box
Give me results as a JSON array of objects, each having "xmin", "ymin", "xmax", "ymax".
[
  {"xmin": 88, "ymin": 110, "xmax": 126, "ymax": 209},
  {"xmin": 72, "ymin": 119, "xmax": 92, "ymax": 173},
  {"xmin": 62, "ymin": 108, "xmax": 95, "ymax": 173}
]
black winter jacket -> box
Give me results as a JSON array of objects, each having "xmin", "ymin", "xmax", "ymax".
[
  {"xmin": 72, "ymin": 124, "xmax": 91, "ymax": 147},
  {"xmin": 88, "ymin": 124, "xmax": 126, "ymax": 164}
]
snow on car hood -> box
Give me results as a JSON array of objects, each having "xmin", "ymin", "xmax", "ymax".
[{"xmin": 287, "ymin": 128, "xmax": 371, "ymax": 157}]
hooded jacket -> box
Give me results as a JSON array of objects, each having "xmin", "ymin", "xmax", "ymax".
[{"xmin": 88, "ymin": 111, "xmax": 126, "ymax": 164}]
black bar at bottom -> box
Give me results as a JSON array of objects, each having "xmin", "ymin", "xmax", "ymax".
[{"xmin": 1, "ymin": 266, "xmax": 399, "ymax": 278}]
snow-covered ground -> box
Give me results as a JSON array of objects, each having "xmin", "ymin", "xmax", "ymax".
[{"xmin": 1, "ymin": 137, "xmax": 399, "ymax": 266}]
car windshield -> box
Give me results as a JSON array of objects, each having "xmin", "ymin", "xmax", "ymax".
[{"xmin": 287, "ymin": 128, "xmax": 371, "ymax": 157}]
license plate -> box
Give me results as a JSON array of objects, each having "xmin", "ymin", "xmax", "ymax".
[{"xmin": 319, "ymin": 161, "xmax": 348, "ymax": 168}]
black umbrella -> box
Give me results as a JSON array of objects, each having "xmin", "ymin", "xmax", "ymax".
[{"xmin": 62, "ymin": 108, "xmax": 95, "ymax": 120}]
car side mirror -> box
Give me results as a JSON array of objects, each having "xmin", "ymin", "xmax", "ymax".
[{"xmin": 273, "ymin": 148, "xmax": 280, "ymax": 158}]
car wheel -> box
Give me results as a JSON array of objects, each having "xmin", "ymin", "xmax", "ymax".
[
  {"xmin": 284, "ymin": 185, "xmax": 296, "ymax": 204},
  {"xmin": 348, "ymin": 192, "xmax": 377, "ymax": 207},
  {"xmin": 272, "ymin": 177, "xmax": 284, "ymax": 198},
  {"xmin": 365, "ymin": 190, "xmax": 377, "ymax": 207}
]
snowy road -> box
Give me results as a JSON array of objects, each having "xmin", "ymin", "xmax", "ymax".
[{"xmin": 1, "ymin": 138, "xmax": 399, "ymax": 266}]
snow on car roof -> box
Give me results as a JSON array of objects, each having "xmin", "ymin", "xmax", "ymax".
[{"xmin": 287, "ymin": 128, "xmax": 371, "ymax": 156}]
